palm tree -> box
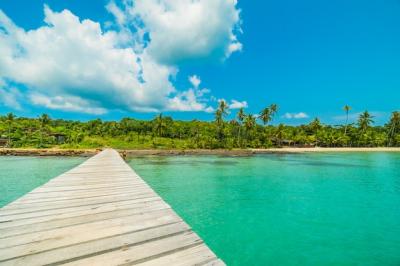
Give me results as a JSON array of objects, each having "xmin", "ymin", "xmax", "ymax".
[
  {"xmin": 259, "ymin": 107, "xmax": 271, "ymax": 125},
  {"xmin": 343, "ymin": 105, "xmax": 352, "ymax": 136},
  {"xmin": 275, "ymin": 124, "xmax": 285, "ymax": 146},
  {"xmin": 38, "ymin": 114, "xmax": 51, "ymax": 147},
  {"xmin": 387, "ymin": 111, "xmax": 400, "ymax": 146},
  {"xmin": 244, "ymin": 114, "xmax": 256, "ymax": 131},
  {"xmin": 215, "ymin": 100, "xmax": 229, "ymax": 125},
  {"xmin": 358, "ymin": 111, "xmax": 374, "ymax": 133},
  {"xmin": 214, "ymin": 100, "xmax": 229, "ymax": 144},
  {"xmin": 269, "ymin": 104, "xmax": 279, "ymax": 117},
  {"xmin": 6, "ymin": 113, "xmax": 15, "ymax": 147},
  {"xmin": 236, "ymin": 108, "xmax": 245, "ymax": 147},
  {"xmin": 244, "ymin": 114, "xmax": 256, "ymax": 143},
  {"xmin": 214, "ymin": 110, "xmax": 223, "ymax": 125},
  {"xmin": 229, "ymin": 119, "xmax": 240, "ymax": 147},
  {"xmin": 308, "ymin": 118, "xmax": 323, "ymax": 146},
  {"xmin": 237, "ymin": 107, "xmax": 245, "ymax": 123},
  {"xmin": 219, "ymin": 100, "xmax": 229, "ymax": 116},
  {"xmin": 154, "ymin": 114, "xmax": 166, "ymax": 137},
  {"xmin": 259, "ymin": 104, "xmax": 279, "ymax": 126},
  {"xmin": 309, "ymin": 118, "xmax": 322, "ymax": 134}
]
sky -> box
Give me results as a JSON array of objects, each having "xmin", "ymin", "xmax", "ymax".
[{"xmin": 0, "ymin": 0, "xmax": 399, "ymax": 125}]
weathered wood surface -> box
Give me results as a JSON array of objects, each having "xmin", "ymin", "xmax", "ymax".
[{"xmin": 0, "ymin": 149, "xmax": 224, "ymax": 266}]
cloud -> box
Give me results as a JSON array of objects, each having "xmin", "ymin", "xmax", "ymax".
[
  {"xmin": 189, "ymin": 75, "xmax": 201, "ymax": 89},
  {"xmin": 0, "ymin": 82, "xmax": 22, "ymax": 110},
  {"xmin": 0, "ymin": 6, "xmax": 219, "ymax": 114},
  {"xmin": 29, "ymin": 94, "xmax": 107, "ymax": 115},
  {"xmin": 105, "ymin": 1, "xmax": 126, "ymax": 26},
  {"xmin": 113, "ymin": 0, "xmax": 242, "ymax": 63},
  {"xmin": 283, "ymin": 112, "xmax": 309, "ymax": 119},
  {"xmin": 228, "ymin": 99, "xmax": 248, "ymax": 109},
  {"xmin": 167, "ymin": 74, "xmax": 214, "ymax": 112},
  {"xmin": 167, "ymin": 90, "xmax": 210, "ymax": 112}
]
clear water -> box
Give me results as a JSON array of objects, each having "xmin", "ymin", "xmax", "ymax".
[
  {"xmin": 128, "ymin": 153, "xmax": 400, "ymax": 266},
  {"xmin": 0, "ymin": 156, "xmax": 85, "ymax": 207}
]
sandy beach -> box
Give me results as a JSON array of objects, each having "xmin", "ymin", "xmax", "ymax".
[{"xmin": 252, "ymin": 147, "xmax": 400, "ymax": 154}]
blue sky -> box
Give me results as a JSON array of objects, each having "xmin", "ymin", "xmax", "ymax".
[{"xmin": 0, "ymin": 0, "xmax": 399, "ymax": 125}]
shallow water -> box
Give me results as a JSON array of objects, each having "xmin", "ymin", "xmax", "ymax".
[
  {"xmin": 128, "ymin": 153, "xmax": 400, "ymax": 266},
  {"xmin": 0, "ymin": 156, "xmax": 85, "ymax": 207}
]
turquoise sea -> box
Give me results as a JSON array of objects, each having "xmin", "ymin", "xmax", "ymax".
[
  {"xmin": 1, "ymin": 153, "xmax": 399, "ymax": 265},
  {"xmin": 128, "ymin": 153, "xmax": 400, "ymax": 266},
  {"xmin": 0, "ymin": 156, "xmax": 85, "ymax": 207}
]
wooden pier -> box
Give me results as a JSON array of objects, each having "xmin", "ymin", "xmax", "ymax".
[{"xmin": 0, "ymin": 149, "xmax": 224, "ymax": 265}]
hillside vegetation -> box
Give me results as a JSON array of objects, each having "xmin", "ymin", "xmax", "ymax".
[{"xmin": 1, "ymin": 103, "xmax": 399, "ymax": 149}]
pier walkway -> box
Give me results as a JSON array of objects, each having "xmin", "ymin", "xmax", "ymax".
[{"xmin": 0, "ymin": 149, "xmax": 224, "ymax": 265}]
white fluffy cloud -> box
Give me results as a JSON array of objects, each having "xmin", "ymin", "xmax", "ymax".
[
  {"xmin": 29, "ymin": 94, "xmax": 108, "ymax": 115},
  {"xmin": 189, "ymin": 75, "xmax": 201, "ymax": 89},
  {"xmin": 228, "ymin": 99, "xmax": 248, "ymax": 109},
  {"xmin": 0, "ymin": 81, "xmax": 22, "ymax": 110},
  {"xmin": 114, "ymin": 0, "xmax": 242, "ymax": 63},
  {"xmin": 167, "ymin": 74, "xmax": 213, "ymax": 112},
  {"xmin": 283, "ymin": 112, "xmax": 309, "ymax": 119},
  {"xmin": 0, "ymin": 7, "xmax": 177, "ymax": 113},
  {"xmin": 0, "ymin": 2, "xmax": 243, "ymax": 114}
]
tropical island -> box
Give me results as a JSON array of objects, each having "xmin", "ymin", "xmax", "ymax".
[{"xmin": 1, "ymin": 102, "xmax": 399, "ymax": 154}]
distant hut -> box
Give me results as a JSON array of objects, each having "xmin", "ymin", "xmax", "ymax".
[
  {"xmin": 272, "ymin": 138, "xmax": 295, "ymax": 147},
  {"xmin": 50, "ymin": 133, "xmax": 66, "ymax": 144},
  {"xmin": 0, "ymin": 138, "xmax": 9, "ymax": 147},
  {"xmin": 271, "ymin": 138, "xmax": 316, "ymax": 148}
]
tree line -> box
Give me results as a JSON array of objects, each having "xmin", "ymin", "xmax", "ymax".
[{"xmin": 1, "ymin": 103, "xmax": 399, "ymax": 149}]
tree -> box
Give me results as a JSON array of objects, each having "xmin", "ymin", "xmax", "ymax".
[
  {"xmin": 214, "ymin": 100, "xmax": 229, "ymax": 144},
  {"xmin": 6, "ymin": 113, "xmax": 16, "ymax": 147},
  {"xmin": 2, "ymin": 107, "xmax": 400, "ymax": 149},
  {"xmin": 215, "ymin": 100, "xmax": 228, "ymax": 126},
  {"xmin": 387, "ymin": 111, "xmax": 400, "ymax": 146},
  {"xmin": 214, "ymin": 110, "xmax": 223, "ymax": 125},
  {"xmin": 236, "ymin": 108, "xmax": 245, "ymax": 147},
  {"xmin": 259, "ymin": 107, "xmax": 271, "ymax": 126},
  {"xmin": 38, "ymin": 114, "xmax": 51, "ymax": 147},
  {"xmin": 275, "ymin": 124, "xmax": 285, "ymax": 146},
  {"xmin": 154, "ymin": 114, "xmax": 167, "ymax": 138},
  {"xmin": 358, "ymin": 111, "xmax": 374, "ymax": 133},
  {"xmin": 244, "ymin": 114, "xmax": 256, "ymax": 144},
  {"xmin": 269, "ymin": 104, "xmax": 279, "ymax": 117},
  {"xmin": 237, "ymin": 107, "xmax": 245, "ymax": 123},
  {"xmin": 343, "ymin": 105, "xmax": 352, "ymax": 136},
  {"xmin": 218, "ymin": 100, "xmax": 229, "ymax": 117},
  {"xmin": 259, "ymin": 104, "xmax": 279, "ymax": 126},
  {"xmin": 309, "ymin": 118, "xmax": 322, "ymax": 134},
  {"xmin": 308, "ymin": 118, "xmax": 323, "ymax": 146}
]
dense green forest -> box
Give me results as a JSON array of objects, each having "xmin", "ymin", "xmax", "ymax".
[{"xmin": 1, "ymin": 102, "xmax": 399, "ymax": 149}]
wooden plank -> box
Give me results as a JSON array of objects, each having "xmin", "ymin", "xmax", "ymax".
[
  {"xmin": 0, "ymin": 209, "xmax": 180, "ymax": 254},
  {"xmin": 0, "ymin": 201, "xmax": 170, "ymax": 238},
  {"xmin": 8, "ymin": 185, "xmax": 149, "ymax": 205},
  {"xmin": 62, "ymin": 232, "xmax": 203, "ymax": 266},
  {"xmin": 0, "ymin": 222, "xmax": 190, "ymax": 266},
  {"xmin": 135, "ymin": 245, "xmax": 217, "ymax": 266},
  {"xmin": 0, "ymin": 196, "xmax": 160, "ymax": 223},
  {"xmin": 0, "ymin": 192, "xmax": 155, "ymax": 216},
  {"xmin": 0, "ymin": 149, "xmax": 224, "ymax": 265},
  {"xmin": 9, "ymin": 184, "xmax": 148, "ymax": 202},
  {"xmin": 2, "ymin": 189, "xmax": 153, "ymax": 210}
]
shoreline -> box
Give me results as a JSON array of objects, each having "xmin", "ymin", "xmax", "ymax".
[
  {"xmin": 1, "ymin": 147, "xmax": 400, "ymax": 157},
  {"xmin": 0, "ymin": 148, "xmax": 99, "ymax": 157}
]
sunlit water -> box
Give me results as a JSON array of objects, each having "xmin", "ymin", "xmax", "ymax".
[
  {"xmin": 0, "ymin": 156, "xmax": 85, "ymax": 207},
  {"xmin": 128, "ymin": 153, "xmax": 400, "ymax": 266}
]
